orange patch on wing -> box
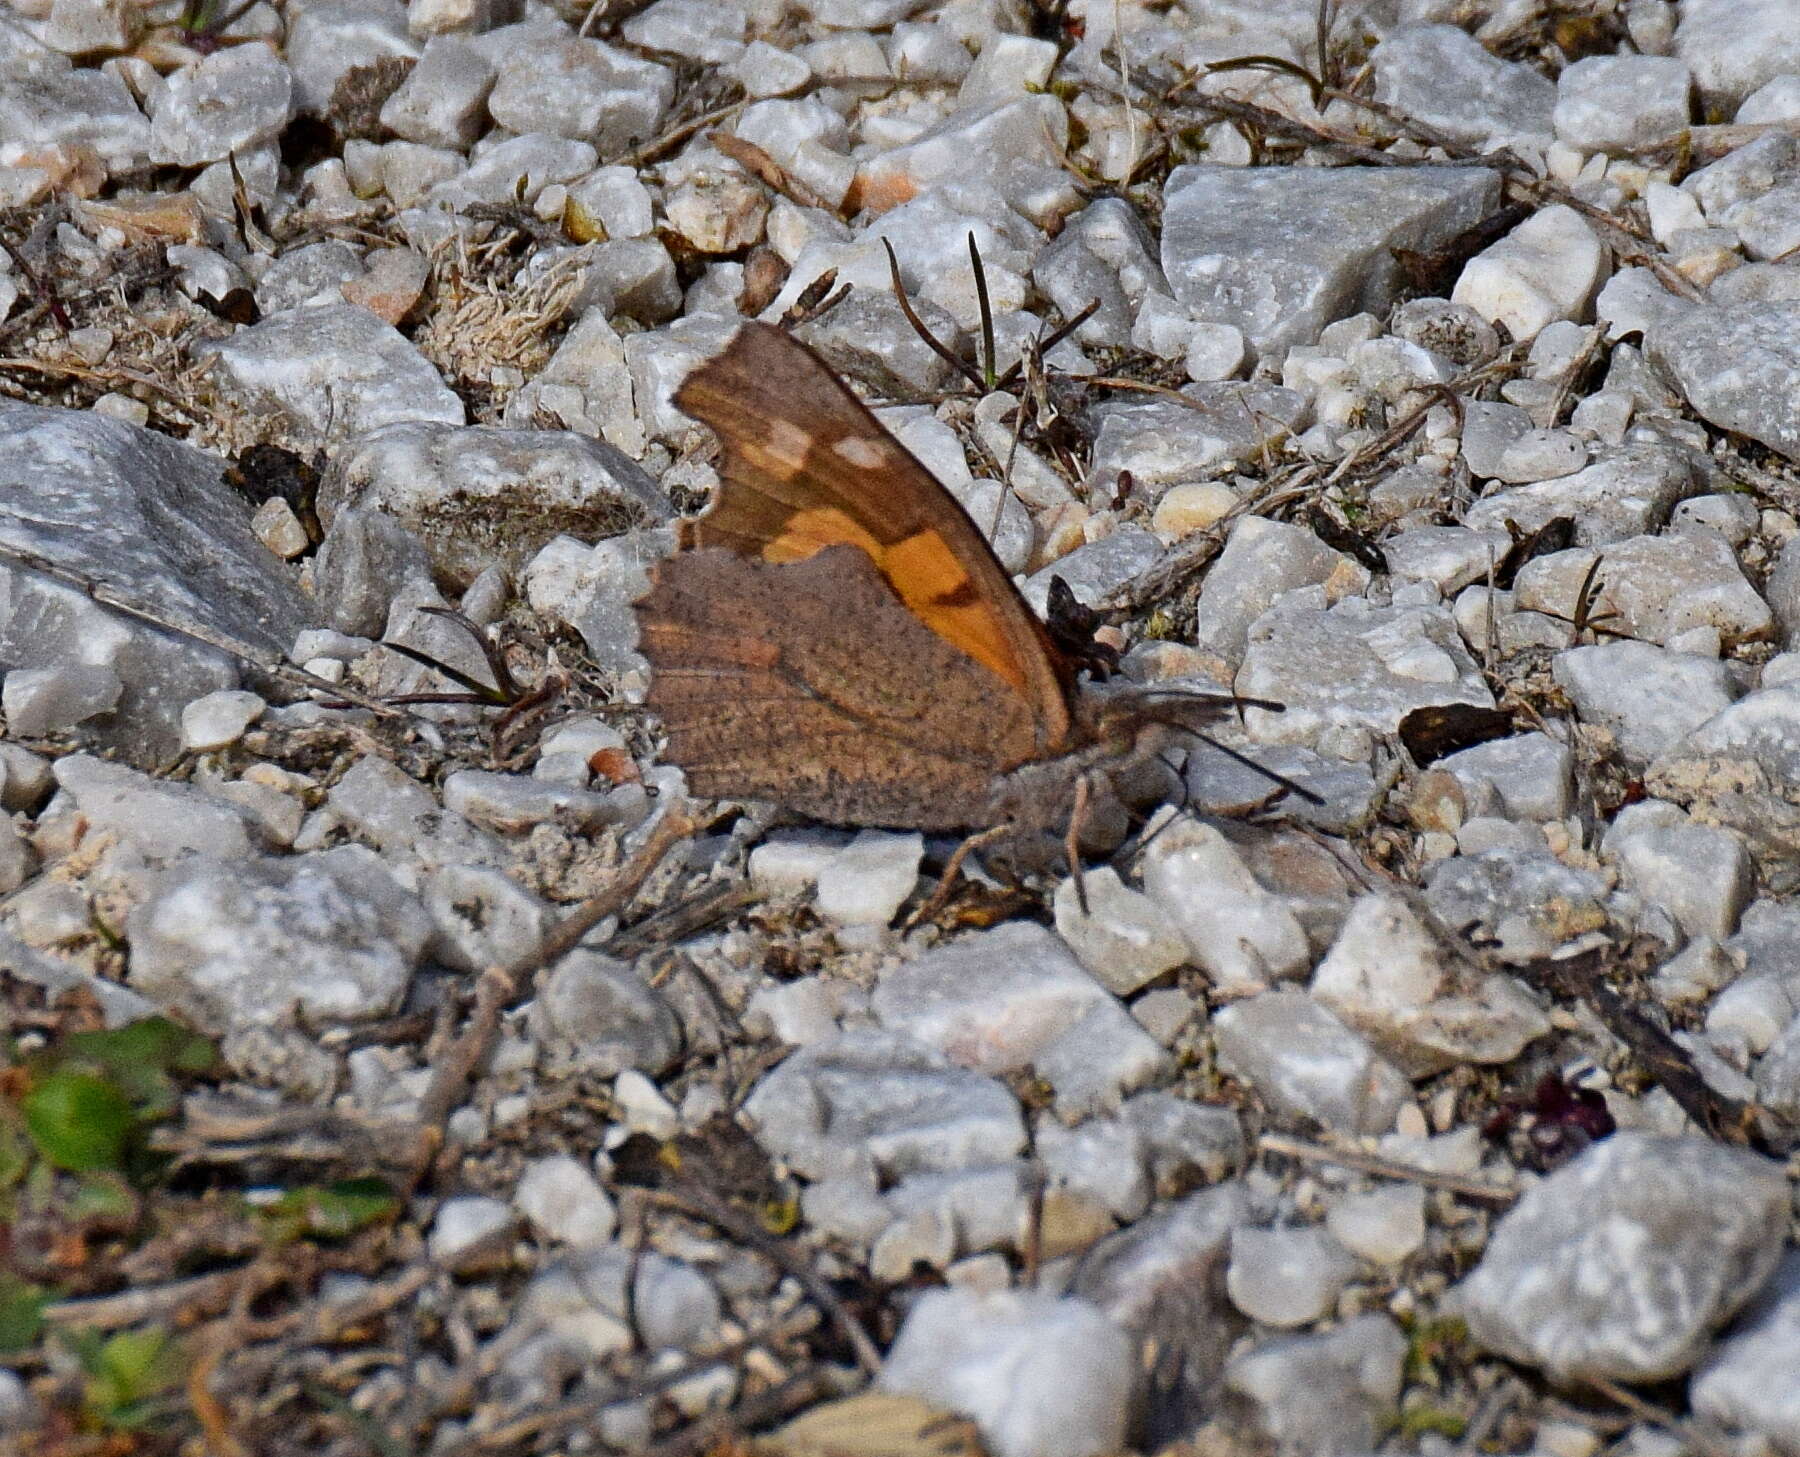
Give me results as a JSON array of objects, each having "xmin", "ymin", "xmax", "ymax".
[
  {"xmin": 764, "ymin": 507, "xmax": 884, "ymax": 564},
  {"xmin": 764, "ymin": 508, "xmax": 1028, "ymax": 696}
]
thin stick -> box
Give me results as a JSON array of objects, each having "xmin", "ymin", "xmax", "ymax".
[
  {"xmin": 1257, "ymin": 1132, "xmax": 1518, "ymax": 1205},
  {"xmin": 0, "ymin": 540, "xmax": 405, "ymax": 719},
  {"xmin": 407, "ymin": 800, "xmax": 704, "ymax": 1185},
  {"xmin": 636, "ymin": 1185, "xmax": 883, "ymax": 1377}
]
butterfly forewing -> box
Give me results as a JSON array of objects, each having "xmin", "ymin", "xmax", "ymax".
[{"xmin": 672, "ymin": 323, "xmax": 1073, "ymax": 752}]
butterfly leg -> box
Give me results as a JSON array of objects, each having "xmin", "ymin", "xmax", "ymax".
[
  {"xmin": 904, "ymin": 823, "xmax": 1011, "ymax": 929},
  {"xmin": 1065, "ymin": 773, "xmax": 1093, "ymax": 916}
]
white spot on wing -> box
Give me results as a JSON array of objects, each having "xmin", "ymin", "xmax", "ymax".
[
  {"xmin": 759, "ymin": 418, "xmax": 813, "ymax": 472},
  {"xmin": 832, "ymin": 436, "xmax": 887, "ymax": 469}
]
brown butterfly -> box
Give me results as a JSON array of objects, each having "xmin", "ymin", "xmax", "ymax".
[{"xmin": 633, "ymin": 323, "xmax": 1299, "ymax": 891}]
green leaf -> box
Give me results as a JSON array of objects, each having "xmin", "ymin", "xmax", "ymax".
[
  {"xmin": 21, "ymin": 1069, "xmax": 138, "ymax": 1172},
  {"xmin": 80, "ymin": 1326, "xmax": 186, "ymax": 1420},
  {"xmin": 63, "ymin": 1018, "xmax": 216, "ymax": 1118},
  {"xmin": 0, "ymin": 1275, "xmax": 50, "ymax": 1353},
  {"xmin": 260, "ymin": 1178, "xmax": 399, "ymax": 1242}
]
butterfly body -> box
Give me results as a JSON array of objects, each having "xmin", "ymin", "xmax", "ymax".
[{"xmin": 634, "ymin": 323, "xmax": 1237, "ymax": 841}]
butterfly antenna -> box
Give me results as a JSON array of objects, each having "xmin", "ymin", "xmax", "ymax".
[{"xmin": 1183, "ymin": 725, "xmax": 1327, "ymax": 806}]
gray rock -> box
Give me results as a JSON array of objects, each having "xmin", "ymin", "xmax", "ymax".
[
  {"xmin": 1494, "ymin": 428, "xmax": 1588, "ymax": 484},
  {"xmin": 430, "ymin": 130, "xmax": 596, "ymax": 209},
  {"xmin": 1437, "ymin": 732, "xmax": 1573, "ymax": 821},
  {"xmin": 1119, "ymin": 1092, "xmax": 1245, "ymax": 1195},
  {"xmin": 523, "ymin": 527, "xmax": 673, "ymax": 672},
  {"xmin": 1458, "ymin": 398, "xmax": 1533, "ymax": 480},
  {"xmin": 148, "ymin": 43, "xmax": 292, "ymax": 167},
  {"xmin": 0, "ymin": 404, "xmax": 318, "ymax": 762},
  {"xmin": 1516, "ymin": 534, "xmax": 1772, "ymax": 649},
  {"xmin": 1650, "ymin": 300, "xmax": 1800, "ymax": 463},
  {"xmin": 1646, "ymin": 686, "xmax": 1800, "ymax": 881},
  {"xmin": 873, "ymin": 922, "xmax": 1168, "ymax": 1119},
  {"xmin": 1381, "ymin": 526, "xmax": 1514, "ymax": 596},
  {"xmin": 1311, "ymin": 893, "xmax": 1550, "ymax": 1077},
  {"xmin": 1191, "ymin": 517, "xmax": 1353, "ymax": 667},
  {"xmin": 530, "ymin": 950, "xmax": 682, "ymax": 1078},
  {"xmin": 1085, "ymin": 385, "xmax": 1308, "ymax": 491},
  {"xmin": 1223, "ymin": 1316, "xmax": 1408, "ymax": 1456},
  {"xmin": 378, "ymin": 34, "xmax": 495, "ymax": 149},
  {"xmin": 1212, "ymin": 989, "xmax": 1412, "ymax": 1135},
  {"xmin": 742, "ymin": 1029, "xmax": 1024, "ymax": 1181},
  {"xmin": 484, "ymin": 26, "xmax": 673, "ymax": 152},
  {"xmin": 199, "ymin": 304, "xmax": 464, "ymax": 449},
  {"xmin": 3, "ymin": 663, "xmax": 121, "ymax": 738},
  {"xmin": 127, "ymin": 846, "xmax": 431, "ymax": 1033},
  {"xmin": 1691, "ymin": 1248, "xmax": 1800, "ymax": 1449},
  {"xmin": 1422, "ymin": 848, "xmax": 1611, "ymax": 963},
  {"xmin": 1675, "ymin": 0, "xmax": 1800, "ymax": 112},
  {"xmin": 1227, "ymin": 1224, "xmax": 1360, "ymax": 1328},
  {"xmin": 621, "ymin": 0, "xmax": 746, "ymax": 64},
  {"xmin": 1602, "ymin": 802, "xmax": 1753, "ymax": 942},
  {"xmin": 1162, "ymin": 163, "xmax": 1501, "ymax": 358},
  {"xmin": 1238, "ymin": 595, "xmax": 1494, "ymax": 761},
  {"xmin": 422, "ymin": 863, "xmax": 552, "ymax": 973},
  {"xmin": 287, "ymin": 1, "xmax": 418, "ymax": 115},
  {"xmin": 1453, "ymin": 1132, "xmax": 1789, "ymax": 1383},
  {"xmin": 428, "ymin": 1195, "xmax": 514, "ymax": 1270},
  {"xmin": 327, "ymin": 754, "xmax": 509, "ymax": 870},
  {"xmin": 1684, "ymin": 133, "xmax": 1800, "ymax": 221},
  {"xmin": 878, "ymin": 1289, "xmax": 1133, "ymax": 1457},
  {"xmin": 1369, "ymin": 25, "xmax": 1555, "ymax": 150},
  {"xmin": 253, "ymin": 240, "xmax": 364, "ymax": 316},
  {"xmin": 53, "ymin": 753, "xmax": 263, "ymax": 861},
  {"xmin": 1552, "ymin": 640, "xmax": 1737, "ymax": 764},
  {"xmin": 0, "ymin": 928, "xmax": 155, "ymax": 1027},
  {"xmin": 0, "ymin": 743, "xmax": 54, "ymax": 812},
  {"xmin": 1186, "ymin": 740, "xmax": 1394, "ymax": 837},
  {"xmin": 523, "ymin": 1246, "xmax": 719, "ymax": 1357},
  {"xmin": 1462, "ymin": 441, "xmax": 1699, "ymax": 545},
  {"xmin": 1033, "ymin": 196, "xmax": 1167, "ymax": 348},
  {"xmin": 1726, "ymin": 180, "xmax": 1800, "ymax": 263},
  {"xmin": 514, "ymin": 1153, "xmax": 616, "ymax": 1248},
  {"xmin": 792, "ymin": 290, "xmax": 965, "ymax": 396},
  {"xmin": 443, "ymin": 769, "xmax": 638, "ymax": 836},
  {"xmin": 0, "ymin": 66, "xmax": 151, "ymax": 168},
  {"xmin": 1036, "ymin": 1117, "xmax": 1151, "ymax": 1223},
  {"xmin": 1453, "ymin": 204, "xmax": 1611, "ymax": 344},
  {"xmin": 311, "ymin": 507, "xmax": 436, "ymax": 637},
  {"xmin": 1021, "ymin": 525, "xmax": 1162, "ymax": 617},
  {"xmin": 1390, "ymin": 297, "xmax": 1500, "ymax": 369},
  {"xmin": 1138, "ymin": 816, "xmax": 1311, "ymax": 996},
  {"xmin": 1052, "ymin": 867, "xmax": 1189, "ymax": 997},
  {"xmin": 1553, "ymin": 55, "xmax": 1691, "ymax": 154}
]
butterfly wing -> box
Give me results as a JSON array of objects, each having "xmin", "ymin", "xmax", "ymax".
[
  {"xmin": 671, "ymin": 322, "xmax": 1074, "ymax": 756},
  {"xmin": 639, "ymin": 545, "xmax": 1050, "ymax": 829}
]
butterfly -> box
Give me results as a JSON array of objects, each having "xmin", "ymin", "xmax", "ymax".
[{"xmin": 633, "ymin": 323, "xmax": 1301, "ymax": 896}]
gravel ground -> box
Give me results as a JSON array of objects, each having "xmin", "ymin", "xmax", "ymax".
[{"xmin": 3, "ymin": 2, "xmax": 1800, "ymax": 1456}]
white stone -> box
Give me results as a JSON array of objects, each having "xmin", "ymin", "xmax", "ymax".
[
  {"xmin": 1137, "ymin": 815, "xmax": 1312, "ymax": 995},
  {"xmin": 429, "ymin": 1195, "xmax": 514, "ymax": 1269},
  {"xmin": 1052, "ymin": 867, "xmax": 1189, "ymax": 996},
  {"xmin": 613, "ymin": 1068, "xmax": 680, "ymax": 1140},
  {"xmin": 515, "ymin": 1154, "xmax": 617, "ymax": 1248},
  {"xmin": 3, "ymin": 663, "xmax": 123, "ymax": 737},
  {"xmin": 879, "ymin": 1289, "xmax": 1133, "ymax": 1457},
  {"xmin": 1453, "ymin": 204, "xmax": 1610, "ymax": 343},
  {"xmin": 1227, "ymin": 1225, "xmax": 1360, "ymax": 1328},
  {"xmin": 814, "ymin": 829, "xmax": 923, "ymax": 927},
  {"xmin": 1325, "ymin": 1184, "xmax": 1427, "ymax": 1266},
  {"xmin": 180, "ymin": 689, "xmax": 266, "ymax": 751}
]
